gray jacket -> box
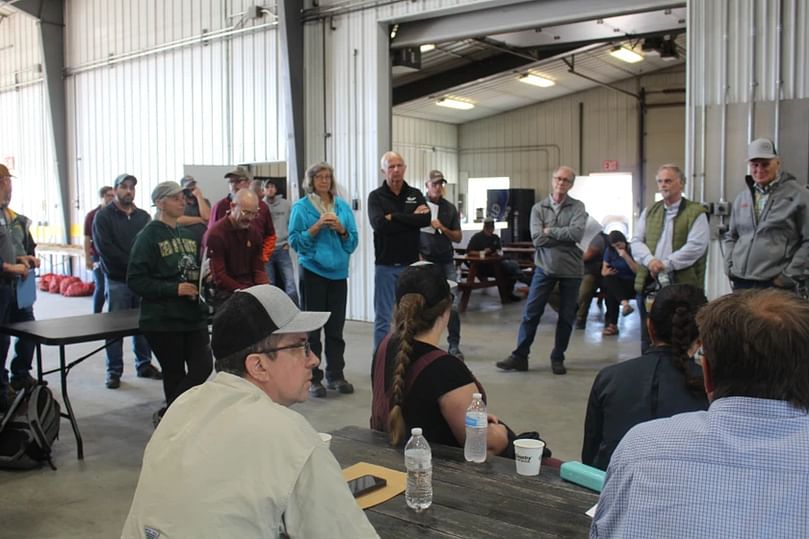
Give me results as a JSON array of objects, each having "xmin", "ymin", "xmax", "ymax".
[
  {"xmin": 530, "ymin": 195, "xmax": 587, "ymax": 277},
  {"xmin": 725, "ymin": 172, "xmax": 809, "ymax": 282}
]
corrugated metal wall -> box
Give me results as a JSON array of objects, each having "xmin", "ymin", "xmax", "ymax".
[
  {"xmin": 688, "ymin": 0, "xmax": 809, "ymax": 299},
  {"xmin": 0, "ymin": 12, "xmax": 60, "ymax": 242},
  {"xmin": 63, "ymin": 0, "xmax": 285, "ymax": 242},
  {"xmin": 393, "ymin": 115, "xmax": 458, "ymax": 186}
]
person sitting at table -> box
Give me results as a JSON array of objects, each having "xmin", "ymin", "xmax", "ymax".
[
  {"xmin": 370, "ymin": 262, "xmax": 510, "ymax": 455},
  {"xmin": 123, "ymin": 285, "xmax": 379, "ymax": 538},
  {"xmin": 581, "ymin": 284, "xmax": 708, "ymax": 471},
  {"xmin": 600, "ymin": 231, "xmax": 638, "ymax": 336},
  {"xmin": 466, "ymin": 218, "xmax": 529, "ymax": 301}
]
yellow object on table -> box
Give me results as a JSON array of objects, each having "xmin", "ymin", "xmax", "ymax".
[{"xmin": 342, "ymin": 462, "xmax": 406, "ymax": 509}]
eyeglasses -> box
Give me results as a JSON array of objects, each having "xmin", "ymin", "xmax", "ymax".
[
  {"xmin": 263, "ymin": 341, "xmax": 312, "ymax": 357},
  {"xmin": 552, "ymin": 176, "xmax": 573, "ymax": 184}
]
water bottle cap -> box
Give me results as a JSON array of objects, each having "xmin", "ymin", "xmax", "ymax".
[
  {"xmin": 411, "ymin": 427, "xmax": 422, "ymax": 435},
  {"xmin": 472, "ymin": 392, "xmax": 482, "ymax": 399}
]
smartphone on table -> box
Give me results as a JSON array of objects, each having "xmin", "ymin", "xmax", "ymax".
[{"xmin": 347, "ymin": 474, "xmax": 387, "ymax": 498}]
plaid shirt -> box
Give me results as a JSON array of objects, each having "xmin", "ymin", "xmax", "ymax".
[
  {"xmin": 591, "ymin": 397, "xmax": 809, "ymax": 538},
  {"xmin": 753, "ymin": 178, "xmax": 780, "ymax": 222}
]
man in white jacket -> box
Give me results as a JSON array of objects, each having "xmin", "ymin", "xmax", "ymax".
[{"xmin": 123, "ymin": 285, "xmax": 379, "ymax": 539}]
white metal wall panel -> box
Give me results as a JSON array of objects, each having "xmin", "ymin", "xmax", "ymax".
[
  {"xmin": 0, "ymin": 11, "xmax": 42, "ymax": 91},
  {"xmin": 392, "ymin": 115, "xmax": 459, "ymax": 190}
]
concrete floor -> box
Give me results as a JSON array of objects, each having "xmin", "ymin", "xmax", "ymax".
[{"xmin": 1, "ymin": 285, "xmax": 641, "ymax": 538}]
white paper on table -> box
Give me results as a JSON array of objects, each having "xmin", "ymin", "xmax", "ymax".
[
  {"xmin": 585, "ymin": 503, "xmax": 598, "ymax": 519},
  {"xmin": 420, "ymin": 201, "xmax": 440, "ymax": 234}
]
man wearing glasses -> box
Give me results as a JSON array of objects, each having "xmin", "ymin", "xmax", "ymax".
[
  {"xmin": 206, "ymin": 189, "xmax": 269, "ymax": 307},
  {"xmin": 497, "ymin": 166, "xmax": 586, "ymax": 375},
  {"xmin": 725, "ymin": 138, "xmax": 809, "ymax": 292},
  {"xmin": 208, "ymin": 166, "xmax": 276, "ymax": 265},
  {"xmin": 124, "ymin": 285, "xmax": 379, "ymax": 538},
  {"xmin": 630, "ymin": 164, "xmax": 708, "ymax": 353}
]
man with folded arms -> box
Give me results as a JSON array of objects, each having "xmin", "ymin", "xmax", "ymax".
[
  {"xmin": 124, "ymin": 285, "xmax": 379, "ymax": 538},
  {"xmin": 592, "ymin": 289, "xmax": 809, "ymax": 538}
]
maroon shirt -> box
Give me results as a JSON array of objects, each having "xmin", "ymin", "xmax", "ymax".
[
  {"xmin": 205, "ymin": 215, "xmax": 268, "ymax": 293},
  {"xmin": 84, "ymin": 206, "xmax": 101, "ymax": 259},
  {"xmin": 208, "ymin": 195, "xmax": 276, "ymax": 261}
]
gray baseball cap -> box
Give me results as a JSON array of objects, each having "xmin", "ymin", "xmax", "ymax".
[
  {"xmin": 748, "ymin": 138, "xmax": 778, "ymax": 160},
  {"xmin": 151, "ymin": 181, "xmax": 184, "ymax": 203}
]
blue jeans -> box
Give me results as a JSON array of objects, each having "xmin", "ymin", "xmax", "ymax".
[
  {"xmin": 92, "ymin": 264, "xmax": 106, "ymax": 313},
  {"xmin": 0, "ymin": 282, "xmax": 36, "ymax": 387},
  {"xmin": 374, "ymin": 265, "xmax": 406, "ymax": 350},
  {"xmin": 512, "ymin": 268, "xmax": 581, "ymax": 363},
  {"xmin": 266, "ymin": 246, "xmax": 299, "ymax": 306},
  {"xmin": 105, "ymin": 277, "xmax": 152, "ymax": 377},
  {"xmin": 436, "ymin": 261, "xmax": 461, "ymax": 350}
]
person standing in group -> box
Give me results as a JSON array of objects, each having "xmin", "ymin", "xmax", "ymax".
[
  {"xmin": 176, "ymin": 175, "xmax": 210, "ymax": 252},
  {"xmin": 83, "ymin": 185, "xmax": 114, "ymax": 313},
  {"xmin": 289, "ymin": 163, "xmax": 358, "ymax": 398},
  {"xmin": 264, "ymin": 180, "xmax": 298, "ymax": 305},
  {"xmin": 497, "ymin": 166, "xmax": 586, "ymax": 375},
  {"xmin": 206, "ymin": 189, "xmax": 269, "ymax": 307},
  {"xmin": 207, "ymin": 166, "xmax": 276, "ymax": 262},
  {"xmin": 725, "ymin": 138, "xmax": 809, "ymax": 291},
  {"xmin": 127, "ymin": 181, "xmax": 213, "ymax": 426},
  {"xmin": 367, "ymin": 151, "xmax": 431, "ymax": 350},
  {"xmin": 630, "ymin": 164, "xmax": 708, "ymax": 353},
  {"xmin": 0, "ymin": 164, "xmax": 41, "ymax": 397},
  {"xmin": 419, "ymin": 170, "xmax": 463, "ymax": 359},
  {"xmin": 92, "ymin": 174, "xmax": 161, "ymax": 389}
]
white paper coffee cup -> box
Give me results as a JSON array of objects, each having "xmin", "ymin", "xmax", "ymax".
[
  {"xmin": 514, "ymin": 439, "xmax": 545, "ymax": 476},
  {"xmin": 319, "ymin": 432, "xmax": 332, "ymax": 448}
]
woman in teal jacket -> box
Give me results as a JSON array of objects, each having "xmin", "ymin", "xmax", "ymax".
[{"xmin": 289, "ymin": 162, "xmax": 358, "ymax": 398}]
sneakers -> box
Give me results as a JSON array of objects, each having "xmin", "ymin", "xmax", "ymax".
[
  {"xmin": 326, "ymin": 379, "xmax": 354, "ymax": 394},
  {"xmin": 602, "ymin": 324, "xmax": 619, "ymax": 336},
  {"xmin": 448, "ymin": 346, "xmax": 465, "ymax": 361},
  {"xmin": 137, "ymin": 363, "xmax": 163, "ymax": 380},
  {"xmin": 496, "ymin": 355, "xmax": 528, "ymax": 372},
  {"xmin": 105, "ymin": 374, "xmax": 121, "ymax": 389},
  {"xmin": 10, "ymin": 374, "xmax": 44, "ymax": 391},
  {"xmin": 309, "ymin": 381, "xmax": 327, "ymax": 398},
  {"xmin": 551, "ymin": 361, "xmax": 567, "ymax": 375},
  {"xmin": 622, "ymin": 303, "xmax": 635, "ymax": 317}
]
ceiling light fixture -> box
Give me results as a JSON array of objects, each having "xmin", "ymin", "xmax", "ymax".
[
  {"xmin": 419, "ymin": 43, "xmax": 435, "ymax": 53},
  {"xmin": 436, "ymin": 97, "xmax": 475, "ymax": 110},
  {"xmin": 609, "ymin": 46, "xmax": 643, "ymax": 63},
  {"xmin": 518, "ymin": 73, "xmax": 555, "ymax": 88}
]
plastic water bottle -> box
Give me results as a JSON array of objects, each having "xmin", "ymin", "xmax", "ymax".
[
  {"xmin": 404, "ymin": 428, "xmax": 432, "ymax": 511},
  {"xmin": 464, "ymin": 392, "xmax": 487, "ymax": 463}
]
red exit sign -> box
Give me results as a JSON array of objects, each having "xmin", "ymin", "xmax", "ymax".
[{"xmin": 602, "ymin": 160, "xmax": 619, "ymax": 172}]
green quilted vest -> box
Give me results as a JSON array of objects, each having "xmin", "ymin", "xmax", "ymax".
[{"xmin": 634, "ymin": 198, "xmax": 708, "ymax": 293}]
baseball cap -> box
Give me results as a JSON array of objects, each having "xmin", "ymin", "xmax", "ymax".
[
  {"xmin": 114, "ymin": 173, "xmax": 137, "ymax": 187},
  {"xmin": 748, "ymin": 138, "xmax": 778, "ymax": 160},
  {"xmin": 211, "ymin": 285, "xmax": 330, "ymax": 359},
  {"xmin": 224, "ymin": 166, "xmax": 250, "ymax": 181},
  {"xmin": 0, "ymin": 164, "xmax": 14, "ymax": 178},
  {"xmin": 180, "ymin": 175, "xmax": 196, "ymax": 189},
  {"xmin": 395, "ymin": 261, "xmax": 457, "ymax": 308},
  {"xmin": 428, "ymin": 170, "xmax": 447, "ymax": 184},
  {"xmin": 151, "ymin": 181, "xmax": 184, "ymax": 203}
]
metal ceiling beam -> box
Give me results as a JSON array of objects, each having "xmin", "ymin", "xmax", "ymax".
[
  {"xmin": 13, "ymin": 0, "xmax": 70, "ymax": 242},
  {"xmin": 391, "ymin": 0, "xmax": 684, "ymax": 49},
  {"xmin": 393, "ymin": 43, "xmax": 582, "ymax": 106}
]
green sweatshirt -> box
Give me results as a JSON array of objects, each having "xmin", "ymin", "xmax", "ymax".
[{"xmin": 127, "ymin": 220, "xmax": 208, "ymax": 332}]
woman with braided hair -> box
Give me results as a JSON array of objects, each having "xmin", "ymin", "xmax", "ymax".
[
  {"xmin": 370, "ymin": 262, "xmax": 510, "ymax": 455},
  {"xmin": 581, "ymin": 284, "xmax": 709, "ymax": 470}
]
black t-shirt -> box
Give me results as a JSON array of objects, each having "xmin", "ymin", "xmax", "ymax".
[
  {"xmin": 376, "ymin": 339, "xmax": 475, "ymax": 447},
  {"xmin": 466, "ymin": 231, "xmax": 501, "ymax": 253}
]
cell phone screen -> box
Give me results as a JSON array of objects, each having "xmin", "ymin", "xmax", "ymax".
[{"xmin": 347, "ymin": 474, "xmax": 387, "ymax": 498}]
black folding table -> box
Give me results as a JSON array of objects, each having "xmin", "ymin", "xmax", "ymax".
[{"xmin": 1, "ymin": 309, "xmax": 141, "ymax": 460}]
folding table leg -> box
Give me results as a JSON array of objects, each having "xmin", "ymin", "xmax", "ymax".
[
  {"xmin": 59, "ymin": 345, "xmax": 83, "ymax": 460},
  {"xmin": 36, "ymin": 343, "xmax": 43, "ymax": 384}
]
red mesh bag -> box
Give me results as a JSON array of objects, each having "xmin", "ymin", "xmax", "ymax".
[
  {"xmin": 63, "ymin": 281, "xmax": 95, "ymax": 297},
  {"xmin": 59, "ymin": 276, "xmax": 81, "ymax": 295},
  {"xmin": 39, "ymin": 273, "xmax": 57, "ymax": 291},
  {"xmin": 48, "ymin": 275, "xmax": 66, "ymax": 293}
]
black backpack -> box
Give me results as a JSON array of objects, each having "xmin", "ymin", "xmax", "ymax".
[{"xmin": 0, "ymin": 384, "xmax": 61, "ymax": 470}]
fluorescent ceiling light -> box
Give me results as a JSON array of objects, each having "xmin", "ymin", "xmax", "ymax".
[
  {"xmin": 436, "ymin": 97, "xmax": 474, "ymax": 110},
  {"xmin": 609, "ymin": 46, "xmax": 643, "ymax": 64},
  {"xmin": 420, "ymin": 44, "xmax": 435, "ymax": 53},
  {"xmin": 518, "ymin": 73, "xmax": 555, "ymax": 88}
]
